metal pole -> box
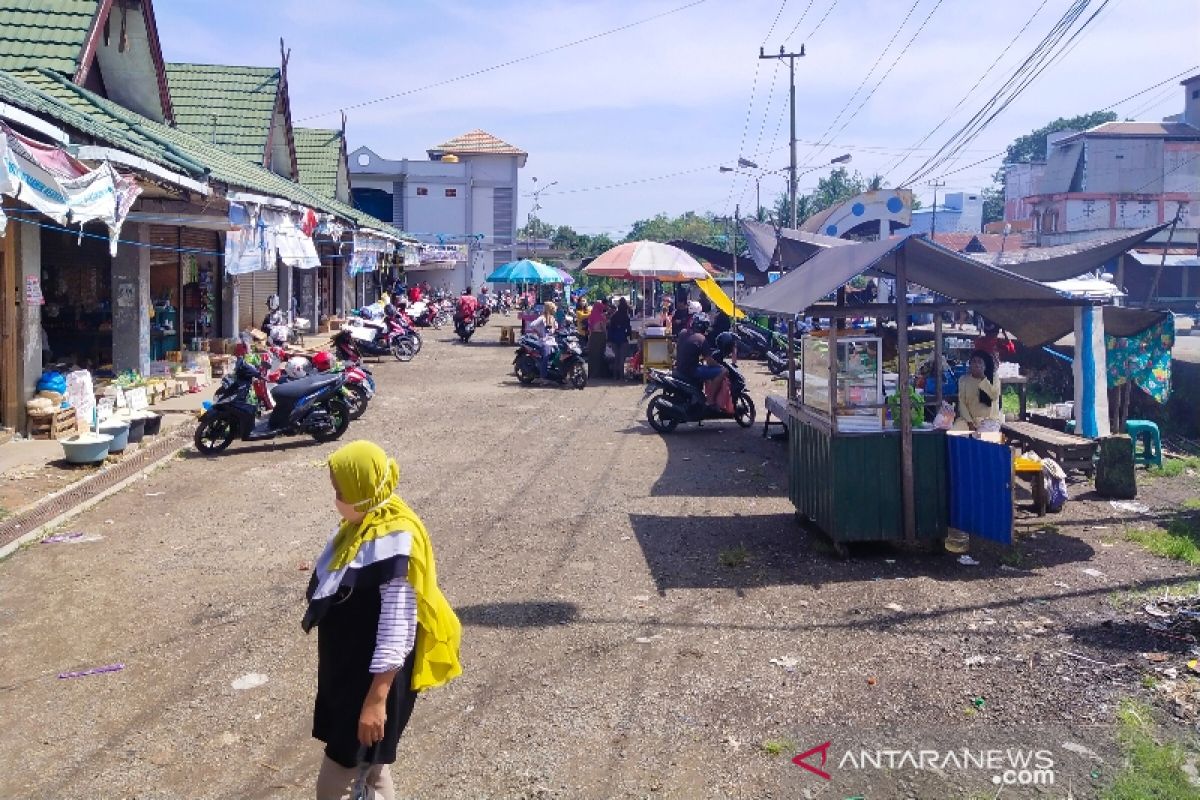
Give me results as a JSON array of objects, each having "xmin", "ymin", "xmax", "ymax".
[
  {"xmin": 934, "ymin": 313, "xmax": 944, "ymax": 411},
  {"xmin": 895, "ymin": 248, "xmax": 916, "ymax": 543},
  {"xmin": 928, "ymin": 180, "xmax": 945, "ymax": 240},
  {"xmin": 789, "ymin": 56, "xmax": 798, "ymax": 230},
  {"xmin": 732, "ymin": 205, "xmax": 740, "ymax": 322},
  {"xmin": 1145, "ymin": 202, "xmax": 1184, "ymax": 308}
]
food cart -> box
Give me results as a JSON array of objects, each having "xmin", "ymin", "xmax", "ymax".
[{"xmin": 742, "ymin": 234, "xmax": 1166, "ymax": 553}]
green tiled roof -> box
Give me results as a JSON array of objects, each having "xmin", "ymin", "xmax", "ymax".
[
  {"xmin": 294, "ymin": 127, "xmax": 343, "ymax": 201},
  {"xmin": 0, "ymin": 67, "xmax": 402, "ymax": 238},
  {"xmin": 164, "ymin": 62, "xmax": 278, "ymax": 165},
  {"xmin": 0, "ymin": 1, "xmax": 99, "ymax": 74}
]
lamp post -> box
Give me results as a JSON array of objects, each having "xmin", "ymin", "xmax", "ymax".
[{"xmin": 721, "ymin": 153, "xmax": 850, "ymax": 230}]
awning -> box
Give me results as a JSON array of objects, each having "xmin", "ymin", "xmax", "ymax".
[
  {"xmin": 969, "ymin": 225, "xmax": 1169, "ymax": 281},
  {"xmin": 740, "ymin": 218, "xmax": 852, "ymax": 273},
  {"xmin": 277, "ymin": 222, "xmax": 320, "ymax": 269},
  {"xmin": 740, "ymin": 234, "xmax": 1165, "ymax": 347}
]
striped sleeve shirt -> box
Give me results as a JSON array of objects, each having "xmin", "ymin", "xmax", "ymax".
[{"xmin": 370, "ymin": 577, "xmax": 418, "ymax": 673}]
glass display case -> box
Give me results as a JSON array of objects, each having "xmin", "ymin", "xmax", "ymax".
[{"xmin": 799, "ymin": 335, "xmax": 883, "ymax": 432}]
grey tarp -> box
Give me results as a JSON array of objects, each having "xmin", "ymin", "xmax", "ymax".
[
  {"xmin": 968, "ymin": 224, "xmax": 1168, "ymax": 281},
  {"xmin": 740, "ymin": 218, "xmax": 851, "ymax": 273},
  {"xmin": 739, "ymin": 235, "xmax": 1168, "ymax": 347}
]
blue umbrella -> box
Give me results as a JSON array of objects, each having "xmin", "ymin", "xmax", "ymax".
[{"xmin": 486, "ymin": 258, "xmax": 563, "ymax": 284}]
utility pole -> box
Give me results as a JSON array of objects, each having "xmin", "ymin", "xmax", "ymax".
[
  {"xmin": 760, "ymin": 45, "xmax": 805, "ymax": 229},
  {"xmin": 928, "ymin": 179, "xmax": 946, "ymax": 240},
  {"xmin": 1145, "ymin": 202, "xmax": 1184, "ymax": 309}
]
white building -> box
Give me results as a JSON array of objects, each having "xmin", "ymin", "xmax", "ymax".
[
  {"xmin": 905, "ymin": 191, "xmax": 984, "ymax": 236},
  {"xmin": 349, "ymin": 130, "xmax": 527, "ymax": 291}
]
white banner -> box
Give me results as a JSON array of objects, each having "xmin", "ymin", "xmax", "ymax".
[{"xmin": 1, "ymin": 126, "xmax": 140, "ymax": 254}]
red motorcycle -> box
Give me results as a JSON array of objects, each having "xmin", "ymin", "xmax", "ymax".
[{"xmin": 312, "ymin": 350, "xmax": 374, "ymax": 421}]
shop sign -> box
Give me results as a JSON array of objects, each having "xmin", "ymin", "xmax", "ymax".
[{"xmin": 24, "ymin": 275, "xmax": 44, "ymax": 305}]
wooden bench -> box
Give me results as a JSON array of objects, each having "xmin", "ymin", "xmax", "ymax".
[
  {"xmin": 498, "ymin": 325, "xmax": 521, "ymax": 344},
  {"xmin": 1002, "ymin": 419, "xmax": 1097, "ymax": 475},
  {"xmin": 763, "ymin": 394, "xmax": 795, "ymax": 438}
]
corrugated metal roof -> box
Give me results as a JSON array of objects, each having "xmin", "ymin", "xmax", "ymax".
[
  {"xmin": 1059, "ymin": 121, "xmax": 1200, "ymax": 142},
  {"xmin": 0, "ymin": 1, "xmax": 98, "ymax": 74},
  {"xmin": 165, "ymin": 62, "xmax": 278, "ymax": 164},
  {"xmin": 0, "ymin": 66, "xmax": 402, "ymax": 238},
  {"xmin": 294, "ymin": 126, "xmax": 342, "ymax": 200}
]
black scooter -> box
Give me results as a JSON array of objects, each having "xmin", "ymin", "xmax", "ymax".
[
  {"xmin": 455, "ymin": 315, "xmax": 476, "ymax": 343},
  {"xmin": 513, "ymin": 331, "xmax": 587, "ymax": 389},
  {"xmin": 194, "ymin": 360, "xmax": 351, "ymax": 454},
  {"xmin": 642, "ymin": 359, "xmax": 756, "ymax": 434}
]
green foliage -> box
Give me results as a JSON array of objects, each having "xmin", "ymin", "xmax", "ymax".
[
  {"xmin": 760, "ymin": 737, "xmax": 798, "ymax": 756},
  {"xmin": 1148, "ymin": 457, "xmax": 1200, "ymax": 478},
  {"xmin": 1126, "ymin": 518, "xmax": 1200, "ymax": 565},
  {"xmin": 719, "ymin": 544, "xmax": 750, "ymax": 568},
  {"xmin": 624, "ymin": 211, "xmax": 733, "ymax": 249},
  {"xmin": 1003, "ymin": 110, "xmax": 1118, "ymax": 165},
  {"xmin": 1103, "ymin": 699, "xmax": 1197, "ymax": 800},
  {"xmin": 981, "ymin": 185, "xmax": 1005, "ymax": 226}
]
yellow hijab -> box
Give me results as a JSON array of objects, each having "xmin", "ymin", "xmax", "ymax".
[{"xmin": 328, "ymin": 441, "xmax": 463, "ymax": 691}]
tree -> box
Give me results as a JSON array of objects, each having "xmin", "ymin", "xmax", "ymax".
[{"xmin": 623, "ymin": 211, "xmax": 731, "ymax": 248}]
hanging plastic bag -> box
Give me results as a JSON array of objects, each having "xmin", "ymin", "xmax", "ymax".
[
  {"xmin": 932, "ymin": 401, "xmax": 956, "ymax": 430},
  {"xmin": 1043, "ymin": 458, "xmax": 1069, "ymax": 512}
]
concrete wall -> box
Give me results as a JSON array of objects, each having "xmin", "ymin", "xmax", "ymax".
[
  {"xmin": 1084, "ymin": 138, "xmax": 1164, "ymax": 194},
  {"xmin": 1004, "ymin": 162, "xmax": 1045, "ymax": 222},
  {"xmin": 111, "ymin": 222, "xmax": 151, "ymax": 374},
  {"xmin": 19, "ymin": 218, "xmax": 42, "ymax": 401},
  {"xmin": 1064, "ymin": 198, "xmax": 1113, "ymax": 231}
]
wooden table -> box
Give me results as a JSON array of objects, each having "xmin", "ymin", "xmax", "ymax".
[
  {"xmin": 1002, "ymin": 419, "xmax": 1097, "ymax": 475},
  {"xmin": 1013, "ymin": 460, "xmax": 1048, "ymax": 516}
]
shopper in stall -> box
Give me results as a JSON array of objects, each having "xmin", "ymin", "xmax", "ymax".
[
  {"xmin": 606, "ymin": 298, "xmax": 633, "ymax": 380},
  {"xmin": 953, "ymin": 350, "xmax": 1002, "ymax": 433},
  {"xmin": 974, "ymin": 319, "xmax": 1016, "ymax": 363}
]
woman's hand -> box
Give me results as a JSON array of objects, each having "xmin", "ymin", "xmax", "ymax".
[{"xmin": 358, "ymin": 696, "xmax": 388, "ymax": 747}]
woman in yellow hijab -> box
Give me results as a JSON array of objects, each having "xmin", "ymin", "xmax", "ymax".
[{"xmin": 304, "ymin": 440, "xmax": 461, "ymax": 800}]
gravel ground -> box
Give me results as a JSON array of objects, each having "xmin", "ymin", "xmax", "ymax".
[{"xmin": 0, "ymin": 327, "xmax": 1197, "ymax": 800}]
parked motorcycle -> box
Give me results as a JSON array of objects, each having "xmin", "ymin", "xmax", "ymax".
[
  {"xmin": 513, "ymin": 330, "xmax": 587, "ymax": 389},
  {"xmin": 194, "ymin": 360, "xmax": 351, "ymax": 454},
  {"xmin": 340, "ymin": 317, "xmax": 415, "ymax": 362},
  {"xmin": 641, "ymin": 360, "xmax": 756, "ymax": 433}
]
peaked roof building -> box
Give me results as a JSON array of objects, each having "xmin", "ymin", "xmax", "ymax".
[
  {"xmin": 165, "ymin": 60, "xmax": 299, "ymax": 179},
  {"xmin": 427, "ymin": 129, "xmax": 528, "ymax": 166},
  {"xmin": 0, "ymin": 0, "xmax": 173, "ymax": 122},
  {"xmin": 294, "ymin": 126, "xmax": 350, "ymax": 203}
]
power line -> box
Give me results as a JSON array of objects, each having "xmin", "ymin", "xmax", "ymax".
[
  {"xmin": 899, "ymin": 0, "xmax": 1112, "ymax": 187},
  {"xmin": 295, "ymin": 0, "xmax": 712, "ymax": 121},
  {"xmin": 881, "ymin": 0, "xmax": 1052, "ymax": 181},
  {"xmin": 797, "ymin": 0, "xmax": 946, "ymax": 175}
]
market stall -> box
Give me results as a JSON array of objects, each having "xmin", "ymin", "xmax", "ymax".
[{"xmin": 741, "ymin": 234, "xmax": 1167, "ymax": 551}]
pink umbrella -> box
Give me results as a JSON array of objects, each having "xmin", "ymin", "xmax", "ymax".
[{"xmin": 583, "ymin": 241, "xmax": 710, "ymax": 282}]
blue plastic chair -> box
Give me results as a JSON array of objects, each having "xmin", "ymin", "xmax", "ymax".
[{"xmin": 1124, "ymin": 420, "xmax": 1163, "ymax": 468}]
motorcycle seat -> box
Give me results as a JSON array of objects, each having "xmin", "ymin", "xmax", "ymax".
[{"xmin": 272, "ymin": 373, "xmax": 340, "ymax": 400}]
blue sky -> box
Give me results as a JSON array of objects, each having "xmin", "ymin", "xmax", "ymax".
[{"xmin": 155, "ymin": 0, "xmax": 1199, "ymax": 237}]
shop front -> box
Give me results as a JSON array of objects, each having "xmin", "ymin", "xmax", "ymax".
[{"xmin": 148, "ymin": 225, "xmax": 222, "ymax": 358}]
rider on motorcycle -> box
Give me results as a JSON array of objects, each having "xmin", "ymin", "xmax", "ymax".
[
  {"xmin": 673, "ymin": 313, "xmax": 727, "ymax": 409},
  {"xmin": 455, "ymin": 289, "xmax": 479, "ymax": 336},
  {"xmin": 526, "ymin": 301, "xmax": 559, "ymax": 382}
]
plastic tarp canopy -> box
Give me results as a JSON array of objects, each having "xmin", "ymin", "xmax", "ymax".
[
  {"xmin": 740, "ymin": 218, "xmax": 852, "ymax": 273},
  {"xmin": 694, "ymin": 276, "xmax": 746, "ymax": 319},
  {"xmin": 738, "ymin": 234, "xmax": 1168, "ymax": 347},
  {"xmin": 967, "ymin": 224, "xmax": 1168, "ymax": 281}
]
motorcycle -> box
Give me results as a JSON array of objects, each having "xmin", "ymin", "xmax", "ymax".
[
  {"xmin": 340, "ymin": 317, "xmax": 415, "ymax": 362},
  {"xmin": 475, "ymin": 304, "xmax": 492, "ymax": 327},
  {"xmin": 455, "ymin": 314, "xmax": 476, "ymax": 343},
  {"xmin": 513, "ymin": 330, "xmax": 587, "ymax": 389},
  {"xmin": 641, "ymin": 360, "xmax": 756, "ymax": 434},
  {"xmin": 194, "ymin": 360, "xmax": 351, "ymax": 454}
]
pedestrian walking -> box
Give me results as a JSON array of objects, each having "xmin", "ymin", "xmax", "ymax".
[
  {"xmin": 303, "ymin": 441, "xmax": 462, "ymax": 800},
  {"xmin": 607, "ymin": 298, "xmax": 633, "ymax": 380}
]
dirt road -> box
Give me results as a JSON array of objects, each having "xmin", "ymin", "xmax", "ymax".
[{"xmin": 0, "ymin": 329, "xmax": 1196, "ymax": 799}]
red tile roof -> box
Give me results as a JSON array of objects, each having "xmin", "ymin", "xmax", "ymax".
[
  {"xmin": 428, "ymin": 129, "xmax": 527, "ymax": 159},
  {"xmin": 929, "ymin": 232, "xmax": 1009, "ymax": 253}
]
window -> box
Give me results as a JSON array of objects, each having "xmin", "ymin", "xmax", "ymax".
[
  {"xmin": 1193, "ymin": 89, "xmax": 1199, "ymax": 100},
  {"xmin": 445, "ymin": 188, "xmax": 457, "ymax": 197},
  {"xmin": 416, "ymin": 187, "xmax": 429, "ymax": 196}
]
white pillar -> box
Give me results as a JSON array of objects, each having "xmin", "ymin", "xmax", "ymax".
[{"xmin": 1073, "ymin": 305, "xmax": 1110, "ymax": 438}]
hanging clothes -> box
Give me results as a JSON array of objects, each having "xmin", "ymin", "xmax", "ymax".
[{"xmin": 1106, "ymin": 315, "xmax": 1174, "ymax": 404}]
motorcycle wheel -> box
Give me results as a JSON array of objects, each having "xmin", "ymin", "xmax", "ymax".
[
  {"xmin": 391, "ymin": 338, "xmax": 415, "ymax": 362},
  {"xmin": 344, "ymin": 384, "xmax": 369, "ymax": 421},
  {"xmin": 515, "ymin": 359, "xmax": 537, "ymax": 385},
  {"xmin": 411, "ymin": 334, "xmax": 423, "ymax": 354},
  {"xmin": 766, "ymin": 355, "xmax": 786, "ymax": 376},
  {"xmin": 734, "ymin": 393, "xmax": 757, "ymax": 428},
  {"xmin": 646, "ymin": 396, "xmax": 679, "ymax": 434},
  {"xmin": 569, "ymin": 362, "xmax": 588, "ymax": 390},
  {"xmin": 194, "ymin": 413, "xmax": 236, "ymax": 454},
  {"xmin": 311, "ymin": 398, "xmax": 351, "ymax": 443}
]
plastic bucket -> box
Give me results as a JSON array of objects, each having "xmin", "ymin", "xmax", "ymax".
[
  {"xmin": 98, "ymin": 421, "xmax": 130, "ymax": 453},
  {"xmin": 142, "ymin": 412, "xmax": 163, "ymax": 436},
  {"xmin": 125, "ymin": 415, "xmax": 147, "ymax": 444},
  {"xmin": 61, "ymin": 433, "xmax": 113, "ymax": 464}
]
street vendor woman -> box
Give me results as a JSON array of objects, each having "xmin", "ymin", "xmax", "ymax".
[
  {"xmin": 303, "ymin": 440, "xmax": 462, "ymax": 800},
  {"xmin": 953, "ymin": 350, "xmax": 1002, "ymax": 433}
]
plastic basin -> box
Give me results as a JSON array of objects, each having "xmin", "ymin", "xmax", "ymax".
[
  {"xmin": 98, "ymin": 422, "xmax": 130, "ymax": 453},
  {"xmin": 61, "ymin": 434, "xmax": 113, "ymax": 464}
]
